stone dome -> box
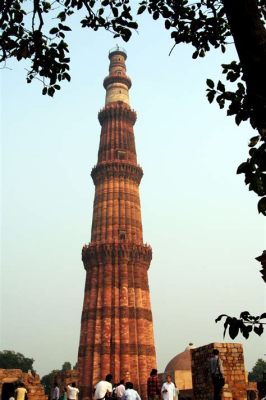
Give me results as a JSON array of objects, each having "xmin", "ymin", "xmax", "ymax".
[{"xmin": 164, "ymin": 344, "xmax": 195, "ymax": 372}]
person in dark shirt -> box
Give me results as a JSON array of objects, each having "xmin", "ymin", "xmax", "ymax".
[
  {"xmin": 210, "ymin": 349, "xmax": 224, "ymax": 400},
  {"xmin": 147, "ymin": 369, "xmax": 160, "ymax": 400}
]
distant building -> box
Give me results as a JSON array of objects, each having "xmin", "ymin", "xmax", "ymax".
[
  {"xmin": 160, "ymin": 344, "xmax": 194, "ymax": 400},
  {"xmin": 160, "ymin": 343, "xmax": 258, "ymax": 400}
]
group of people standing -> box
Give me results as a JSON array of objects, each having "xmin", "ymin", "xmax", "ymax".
[
  {"xmin": 94, "ymin": 374, "xmax": 141, "ymax": 400},
  {"xmin": 52, "ymin": 383, "xmax": 79, "ymax": 400},
  {"xmin": 11, "ymin": 350, "xmax": 224, "ymax": 400},
  {"xmin": 147, "ymin": 369, "xmax": 178, "ymax": 400},
  {"xmin": 94, "ymin": 350, "xmax": 225, "ymax": 400},
  {"xmin": 93, "ymin": 369, "xmax": 179, "ymax": 400}
]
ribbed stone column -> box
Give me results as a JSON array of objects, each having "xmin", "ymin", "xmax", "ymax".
[{"xmin": 78, "ymin": 47, "xmax": 157, "ymax": 400}]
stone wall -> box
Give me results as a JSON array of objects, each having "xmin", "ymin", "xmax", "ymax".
[
  {"xmin": 0, "ymin": 369, "xmax": 47, "ymax": 400},
  {"xmin": 53, "ymin": 370, "xmax": 79, "ymax": 392},
  {"xmin": 191, "ymin": 343, "xmax": 248, "ymax": 400}
]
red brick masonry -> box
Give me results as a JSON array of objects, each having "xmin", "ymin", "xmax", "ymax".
[{"xmin": 77, "ymin": 49, "xmax": 157, "ymax": 400}]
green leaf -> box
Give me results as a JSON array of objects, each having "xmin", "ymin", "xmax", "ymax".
[
  {"xmin": 137, "ymin": 5, "xmax": 146, "ymax": 15},
  {"xmin": 258, "ymin": 197, "xmax": 266, "ymax": 215},
  {"xmin": 42, "ymin": 87, "xmax": 48, "ymax": 95},
  {"xmin": 215, "ymin": 314, "xmax": 228, "ymax": 323},
  {"xmin": 254, "ymin": 324, "xmax": 264, "ymax": 336},
  {"xmin": 207, "ymin": 90, "xmax": 215, "ymax": 104},
  {"xmin": 235, "ymin": 113, "xmax": 242, "ymax": 125},
  {"xmin": 121, "ymin": 29, "xmax": 132, "ymax": 42},
  {"xmin": 63, "ymin": 72, "xmax": 71, "ymax": 81},
  {"xmin": 59, "ymin": 24, "xmax": 72, "ymax": 31},
  {"xmin": 217, "ymin": 80, "xmax": 225, "ymax": 92},
  {"xmin": 248, "ymin": 136, "xmax": 260, "ymax": 148},
  {"xmin": 223, "ymin": 91, "xmax": 234, "ymax": 101},
  {"xmin": 49, "ymin": 27, "xmax": 59, "ymax": 35},
  {"xmin": 206, "ymin": 79, "xmax": 214, "ymax": 89},
  {"xmin": 228, "ymin": 318, "xmax": 240, "ymax": 339},
  {"xmin": 236, "ymin": 162, "xmax": 248, "ymax": 174},
  {"xmin": 112, "ymin": 7, "xmax": 118, "ymax": 17},
  {"xmin": 165, "ymin": 20, "xmax": 171, "ymax": 30},
  {"xmin": 199, "ymin": 49, "xmax": 205, "ymax": 57},
  {"xmin": 48, "ymin": 87, "xmax": 55, "ymax": 97},
  {"xmin": 57, "ymin": 11, "xmax": 66, "ymax": 21},
  {"xmin": 240, "ymin": 311, "xmax": 250, "ymax": 321},
  {"xmin": 153, "ymin": 11, "xmax": 159, "ymax": 20}
]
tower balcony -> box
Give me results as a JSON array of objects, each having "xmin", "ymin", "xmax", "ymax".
[{"xmin": 91, "ymin": 161, "xmax": 143, "ymax": 185}]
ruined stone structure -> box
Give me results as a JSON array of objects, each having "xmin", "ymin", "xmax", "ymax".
[
  {"xmin": 160, "ymin": 342, "xmax": 258, "ymax": 400},
  {"xmin": 52, "ymin": 369, "xmax": 79, "ymax": 392},
  {"xmin": 77, "ymin": 48, "xmax": 156, "ymax": 400},
  {"xmin": 0, "ymin": 369, "xmax": 47, "ymax": 400},
  {"xmin": 191, "ymin": 343, "xmax": 254, "ymax": 400}
]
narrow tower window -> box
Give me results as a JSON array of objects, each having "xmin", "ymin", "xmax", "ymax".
[
  {"xmin": 117, "ymin": 150, "xmax": 126, "ymax": 160},
  {"xmin": 119, "ymin": 230, "xmax": 126, "ymax": 240}
]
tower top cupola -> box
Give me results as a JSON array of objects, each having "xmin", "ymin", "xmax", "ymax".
[{"xmin": 103, "ymin": 46, "xmax": 132, "ymax": 105}]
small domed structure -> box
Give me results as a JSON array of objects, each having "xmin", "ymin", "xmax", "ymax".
[
  {"xmin": 164, "ymin": 343, "xmax": 194, "ymax": 372},
  {"xmin": 162, "ymin": 344, "xmax": 195, "ymax": 393}
]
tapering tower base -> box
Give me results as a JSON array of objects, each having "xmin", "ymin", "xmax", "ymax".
[{"xmin": 77, "ymin": 48, "xmax": 157, "ymax": 400}]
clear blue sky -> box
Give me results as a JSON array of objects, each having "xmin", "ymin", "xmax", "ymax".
[{"xmin": 1, "ymin": 10, "xmax": 265, "ymax": 377}]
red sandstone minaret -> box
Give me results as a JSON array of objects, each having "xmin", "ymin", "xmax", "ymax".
[{"xmin": 78, "ymin": 47, "xmax": 156, "ymax": 400}]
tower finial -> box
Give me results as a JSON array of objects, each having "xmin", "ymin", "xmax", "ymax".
[{"xmin": 104, "ymin": 48, "xmax": 131, "ymax": 105}]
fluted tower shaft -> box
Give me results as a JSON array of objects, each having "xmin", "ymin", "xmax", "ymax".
[{"xmin": 78, "ymin": 48, "xmax": 156, "ymax": 400}]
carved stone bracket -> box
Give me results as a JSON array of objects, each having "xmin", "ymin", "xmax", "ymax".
[
  {"xmin": 91, "ymin": 162, "xmax": 143, "ymax": 185},
  {"xmin": 103, "ymin": 75, "xmax": 132, "ymax": 90},
  {"xmin": 82, "ymin": 242, "xmax": 152, "ymax": 268},
  {"xmin": 98, "ymin": 102, "xmax": 137, "ymax": 125}
]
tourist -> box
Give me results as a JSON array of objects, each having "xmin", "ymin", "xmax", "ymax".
[
  {"xmin": 210, "ymin": 349, "xmax": 225, "ymax": 400},
  {"xmin": 94, "ymin": 374, "xmax": 113, "ymax": 400},
  {"xmin": 115, "ymin": 380, "xmax": 125, "ymax": 400},
  {"xmin": 52, "ymin": 383, "xmax": 60, "ymax": 400},
  {"xmin": 15, "ymin": 383, "xmax": 27, "ymax": 400},
  {"xmin": 124, "ymin": 382, "xmax": 141, "ymax": 400},
  {"xmin": 60, "ymin": 387, "xmax": 68, "ymax": 400},
  {"xmin": 111, "ymin": 384, "xmax": 118, "ymax": 400},
  {"xmin": 147, "ymin": 369, "xmax": 160, "ymax": 400},
  {"xmin": 161, "ymin": 375, "xmax": 177, "ymax": 400},
  {"xmin": 67, "ymin": 382, "xmax": 79, "ymax": 400}
]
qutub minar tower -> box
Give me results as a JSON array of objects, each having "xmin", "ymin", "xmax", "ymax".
[{"xmin": 77, "ymin": 47, "xmax": 157, "ymax": 400}]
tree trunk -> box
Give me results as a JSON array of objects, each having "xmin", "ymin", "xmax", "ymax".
[{"xmin": 223, "ymin": 0, "xmax": 266, "ymax": 133}]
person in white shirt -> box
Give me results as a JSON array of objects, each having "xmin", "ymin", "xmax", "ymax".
[
  {"xmin": 94, "ymin": 374, "xmax": 113, "ymax": 400},
  {"xmin": 161, "ymin": 375, "xmax": 177, "ymax": 400},
  {"xmin": 115, "ymin": 380, "xmax": 125, "ymax": 400},
  {"xmin": 67, "ymin": 382, "xmax": 79, "ymax": 400},
  {"xmin": 124, "ymin": 382, "xmax": 141, "ymax": 400}
]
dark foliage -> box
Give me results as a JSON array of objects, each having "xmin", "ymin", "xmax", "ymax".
[
  {"xmin": 41, "ymin": 361, "xmax": 74, "ymax": 394},
  {"xmin": 61, "ymin": 361, "xmax": 71, "ymax": 371},
  {"xmin": 248, "ymin": 358, "xmax": 266, "ymax": 382},
  {"xmin": 1, "ymin": 0, "xmax": 265, "ymax": 211},
  {"xmin": 0, "ymin": 350, "xmax": 35, "ymax": 372},
  {"xmin": 215, "ymin": 311, "xmax": 266, "ymax": 339},
  {"xmin": 41, "ymin": 370, "xmax": 60, "ymax": 395}
]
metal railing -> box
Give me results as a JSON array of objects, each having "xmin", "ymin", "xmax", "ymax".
[{"xmin": 109, "ymin": 45, "xmax": 127, "ymax": 55}]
